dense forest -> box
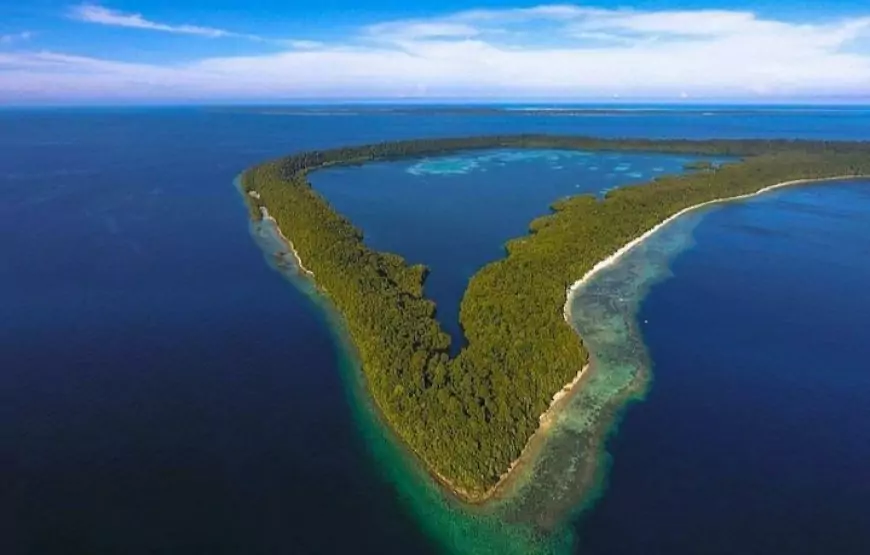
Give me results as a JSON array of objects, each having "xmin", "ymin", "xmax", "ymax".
[{"xmin": 241, "ymin": 135, "xmax": 870, "ymax": 499}]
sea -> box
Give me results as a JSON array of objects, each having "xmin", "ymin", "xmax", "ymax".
[{"xmin": 2, "ymin": 106, "xmax": 869, "ymax": 554}]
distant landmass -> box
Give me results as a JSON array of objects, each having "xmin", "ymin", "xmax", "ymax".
[{"xmin": 224, "ymin": 105, "xmax": 870, "ymax": 118}]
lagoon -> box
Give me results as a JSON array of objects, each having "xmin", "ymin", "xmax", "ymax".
[{"xmin": 310, "ymin": 148, "xmax": 728, "ymax": 351}]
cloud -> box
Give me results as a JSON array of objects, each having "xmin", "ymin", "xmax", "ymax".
[
  {"xmin": 69, "ymin": 3, "xmax": 239, "ymax": 38},
  {"xmin": 366, "ymin": 21, "xmax": 480, "ymax": 42},
  {"xmin": 5, "ymin": 4, "xmax": 870, "ymax": 101},
  {"xmin": 0, "ymin": 31, "xmax": 33, "ymax": 45},
  {"xmin": 283, "ymin": 40, "xmax": 325, "ymax": 50},
  {"xmin": 571, "ymin": 9, "xmax": 763, "ymax": 37}
]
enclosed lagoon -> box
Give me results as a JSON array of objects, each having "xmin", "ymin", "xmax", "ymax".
[{"xmin": 310, "ymin": 148, "xmax": 729, "ymax": 351}]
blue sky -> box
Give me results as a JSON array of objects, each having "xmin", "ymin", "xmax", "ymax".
[{"xmin": 2, "ymin": 1, "xmax": 870, "ymax": 103}]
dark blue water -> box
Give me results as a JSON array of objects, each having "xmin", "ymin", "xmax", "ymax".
[
  {"xmin": 0, "ymin": 110, "xmax": 438, "ymax": 555},
  {"xmin": 310, "ymin": 149, "xmax": 726, "ymax": 351},
  {"xmin": 576, "ymin": 181, "xmax": 870, "ymax": 555},
  {"xmin": 2, "ymin": 107, "xmax": 869, "ymax": 554}
]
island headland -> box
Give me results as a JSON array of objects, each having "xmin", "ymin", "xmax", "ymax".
[{"xmin": 241, "ymin": 135, "xmax": 870, "ymax": 502}]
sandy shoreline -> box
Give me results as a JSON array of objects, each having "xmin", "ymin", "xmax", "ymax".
[
  {"xmin": 436, "ymin": 361, "xmax": 592, "ymax": 504},
  {"xmin": 539, "ymin": 175, "xmax": 867, "ymax": 500},
  {"xmin": 563, "ymin": 175, "xmax": 868, "ymax": 312},
  {"xmin": 260, "ymin": 206, "xmax": 316, "ymax": 279},
  {"xmin": 254, "ymin": 173, "xmax": 865, "ymax": 505}
]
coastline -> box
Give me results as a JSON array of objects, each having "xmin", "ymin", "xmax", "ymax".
[
  {"xmin": 505, "ymin": 174, "xmax": 867, "ymax": 505},
  {"xmin": 255, "ymin": 173, "xmax": 866, "ymax": 507},
  {"xmin": 434, "ymin": 361, "xmax": 592, "ymax": 505},
  {"xmin": 260, "ymin": 206, "xmax": 315, "ymax": 279},
  {"xmin": 563, "ymin": 175, "xmax": 868, "ymax": 310}
]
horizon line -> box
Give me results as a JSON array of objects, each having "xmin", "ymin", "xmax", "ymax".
[{"xmin": 3, "ymin": 98, "xmax": 870, "ymax": 110}]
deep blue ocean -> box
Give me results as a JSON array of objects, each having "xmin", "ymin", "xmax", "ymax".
[{"xmin": 2, "ymin": 107, "xmax": 869, "ymax": 554}]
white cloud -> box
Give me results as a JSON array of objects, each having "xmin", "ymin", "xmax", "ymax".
[
  {"xmin": 457, "ymin": 4, "xmax": 602, "ymax": 23},
  {"xmin": 572, "ymin": 9, "xmax": 762, "ymax": 37},
  {"xmin": 69, "ymin": 3, "xmax": 239, "ymax": 38},
  {"xmin": 0, "ymin": 31, "xmax": 33, "ymax": 44},
  {"xmin": 284, "ymin": 40, "xmax": 325, "ymax": 50},
  {"xmin": 366, "ymin": 21, "xmax": 480, "ymax": 42},
  {"xmin": 5, "ymin": 4, "xmax": 870, "ymax": 101}
]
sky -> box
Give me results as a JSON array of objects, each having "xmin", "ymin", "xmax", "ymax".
[{"xmin": 1, "ymin": 1, "xmax": 870, "ymax": 104}]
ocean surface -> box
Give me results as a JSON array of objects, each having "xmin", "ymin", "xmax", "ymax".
[{"xmin": 2, "ymin": 106, "xmax": 869, "ymax": 554}]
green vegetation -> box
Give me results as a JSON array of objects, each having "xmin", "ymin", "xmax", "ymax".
[{"xmin": 241, "ymin": 135, "xmax": 870, "ymax": 499}]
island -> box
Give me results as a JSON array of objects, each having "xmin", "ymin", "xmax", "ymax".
[{"xmin": 241, "ymin": 135, "xmax": 870, "ymax": 501}]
